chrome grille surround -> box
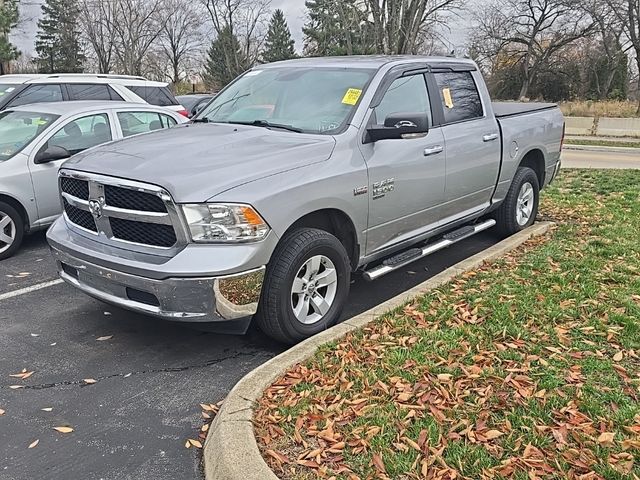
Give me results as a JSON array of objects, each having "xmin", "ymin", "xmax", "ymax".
[{"xmin": 59, "ymin": 169, "xmax": 188, "ymax": 255}]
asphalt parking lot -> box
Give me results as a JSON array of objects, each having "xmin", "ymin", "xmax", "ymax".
[{"xmin": 0, "ymin": 230, "xmax": 497, "ymax": 480}]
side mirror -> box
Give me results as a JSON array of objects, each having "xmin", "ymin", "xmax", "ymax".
[
  {"xmin": 366, "ymin": 112, "xmax": 428, "ymax": 143},
  {"xmin": 34, "ymin": 145, "xmax": 71, "ymax": 164},
  {"xmin": 193, "ymin": 103, "xmax": 207, "ymax": 117}
]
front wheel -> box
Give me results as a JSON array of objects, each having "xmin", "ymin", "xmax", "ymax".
[
  {"xmin": 495, "ymin": 167, "xmax": 540, "ymax": 237},
  {"xmin": 256, "ymin": 228, "xmax": 351, "ymax": 344},
  {"xmin": 0, "ymin": 202, "xmax": 24, "ymax": 261}
]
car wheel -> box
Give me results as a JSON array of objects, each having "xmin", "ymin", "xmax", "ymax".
[
  {"xmin": 256, "ymin": 228, "xmax": 351, "ymax": 344},
  {"xmin": 0, "ymin": 202, "xmax": 24, "ymax": 261},
  {"xmin": 495, "ymin": 167, "xmax": 540, "ymax": 237}
]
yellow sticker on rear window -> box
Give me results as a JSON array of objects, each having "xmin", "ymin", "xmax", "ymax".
[
  {"xmin": 442, "ymin": 88, "xmax": 454, "ymax": 109},
  {"xmin": 342, "ymin": 88, "xmax": 362, "ymax": 106}
]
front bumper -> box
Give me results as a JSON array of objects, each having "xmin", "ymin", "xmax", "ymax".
[{"xmin": 51, "ymin": 246, "xmax": 265, "ymax": 323}]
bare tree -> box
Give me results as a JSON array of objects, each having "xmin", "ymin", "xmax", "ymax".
[
  {"xmin": 606, "ymin": 0, "xmax": 640, "ymax": 112},
  {"xmin": 472, "ymin": 0, "xmax": 594, "ymax": 99},
  {"xmin": 200, "ymin": 0, "xmax": 271, "ymax": 65},
  {"xmin": 158, "ymin": 0, "xmax": 203, "ymax": 85},
  {"xmin": 80, "ymin": 0, "xmax": 117, "ymax": 73},
  {"xmin": 109, "ymin": 0, "xmax": 167, "ymax": 76},
  {"xmin": 582, "ymin": 0, "xmax": 631, "ymax": 99},
  {"xmin": 366, "ymin": 0, "xmax": 463, "ymax": 54}
]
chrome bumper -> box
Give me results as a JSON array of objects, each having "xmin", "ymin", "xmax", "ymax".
[{"xmin": 51, "ymin": 247, "xmax": 265, "ymax": 323}]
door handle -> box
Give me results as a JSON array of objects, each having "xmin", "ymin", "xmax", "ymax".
[
  {"xmin": 483, "ymin": 133, "xmax": 499, "ymax": 142},
  {"xmin": 423, "ymin": 145, "xmax": 443, "ymax": 156}
]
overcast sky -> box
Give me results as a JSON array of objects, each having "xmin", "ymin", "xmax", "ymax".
[{"xmin": 10, "ymin": 0, "xmax": 471, "ymax": 57}]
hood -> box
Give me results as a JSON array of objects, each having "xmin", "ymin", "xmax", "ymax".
[{"xmin": 63, "ymin": 123, "xmax": 336, "ymax": 202}]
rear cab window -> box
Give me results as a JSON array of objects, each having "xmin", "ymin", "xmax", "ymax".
[
  {"xmin": 125, "ymin": 85, "xmax": 178, "ymax": 107},
  {"xmin": 434, "ymin": 72, "xmax": 483, "ymax": 124}
]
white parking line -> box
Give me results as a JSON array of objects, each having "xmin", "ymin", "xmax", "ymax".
[{"xmin": 0, "ymin": 279, "xmax": 64, "ymax": 302}]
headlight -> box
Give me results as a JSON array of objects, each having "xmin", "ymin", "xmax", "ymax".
[{"xmin": 181, "ymin": 203, "xmax": 270, "ymax": 243}]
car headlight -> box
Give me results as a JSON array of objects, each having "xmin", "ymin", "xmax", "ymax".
[{"xmin": 181, "ymin": 203, "xmax": 270, "ymax": 243}]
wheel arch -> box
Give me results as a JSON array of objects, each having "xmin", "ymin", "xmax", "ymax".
[
  {"xmin": 0, "ymin": 193, "xmax": 30, "ymax": 232},
  {"xmin": 282, "ymin": 208, "xmax": 359, "ymax": 270},
  {"xmin": 518, "ymin": 148, "xmax": 545, "ymax": 187}
]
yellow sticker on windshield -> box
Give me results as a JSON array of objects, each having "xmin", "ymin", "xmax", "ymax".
[
  {"xmin": 342, "ymin": 88, "xmax": 362, "ymax": 106},
  {"xmin": 442, "ymin": 88, "xmax": 454, "ymax": 109},
  {"xmin": 35, "ymin": 119, "xmax": 48, "ymax": 125}
]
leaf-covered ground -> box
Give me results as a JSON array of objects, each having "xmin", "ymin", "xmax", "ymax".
[{"xmin": 255, "ymin": 169, "xmax": 640, "ymax": 480}]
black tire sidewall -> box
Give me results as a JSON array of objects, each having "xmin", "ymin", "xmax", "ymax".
[
  {"xmin": 0, "ymin": 202, "xmax": 24, "ymax": 261},
  {"xmin": 262, "ymin": 230, "xmax": 351, "ymax": 343},
  {"xmin": 497, "ymin": 167, "xmax": 540, "ymax": 236}
]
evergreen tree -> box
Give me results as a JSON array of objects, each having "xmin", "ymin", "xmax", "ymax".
[
  {"xmin": 262, "ymin": 9, "xmax": 296, "ymax": 63},
  {"xmin": 34, "ymin": 0, "xmax": 84, "ymax": 73},
  {"xmin": 303, "ymin": 0, "xmax": 375, "ymax": 56},
  {"xmin": 204, "ymin": 25, "xmax": 250, "ymax": 89},
  {"xmin": 0, "ymin": 0, "xmax": 20, "ymax": 74}
]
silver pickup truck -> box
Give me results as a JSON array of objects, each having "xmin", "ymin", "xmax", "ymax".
[{"xmin": 47, "ymin": 56, "xmax": 564, "ymax": 344}]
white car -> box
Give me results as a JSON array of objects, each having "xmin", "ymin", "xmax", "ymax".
[
  {"xmin": 0, "ymin": 101, "xmax": 188, "ymax": 259},
  {"xmin": 0, "ymin": 74, "xmax": 189, "ymax": 117}
]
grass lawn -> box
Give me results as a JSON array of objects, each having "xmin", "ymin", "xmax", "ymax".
[
  {"xmin": 255, "ymin": 169, "xmax": 640, "ymax": 480},
  {"xmin": 566, "ymin": 139, "xmax": 640, "ymax": 149}
]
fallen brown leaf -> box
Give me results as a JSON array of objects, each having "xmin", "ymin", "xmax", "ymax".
[
  {"xmin": 613, "ymin": 351, "xmax": 623, "ymax": 362},
  {"xmin": 41, "ymin": 407, "xmax": 53, "ymax": 412},
  {"xmin": 0, "ymin": 408, "xmax": 4, "ymax": 415},
  {"xmin": 28, "ymin": 439, "xmax": 39, "ymax": 449},
  {"xmin": 186, "ymin": 439, "xmax": 202, "ymax": 449},
  {"xmin": 96, "ymin": 336, "xmax": 113, "ymax": 341},
  {"xmin": 53, "ymin": 426, "xmax": 74, "ymax": 434},
  {"xmin": 83, "ymin": 379, "xmax": 97, "ymax": 384},
  {"xmin": 372, "ymin": 453, "xmax": 386, "ymax": 473},
  {"xmin": 597, "ymin": 432, "xmax": 615, "ymax": 447},
  {"xmin": 484, "ymin": 430, "xmax": 504, "ymax": 440}
]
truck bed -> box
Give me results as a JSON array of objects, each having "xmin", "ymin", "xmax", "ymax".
[{"xmin": 492, "ymin": 102, "xmax": 558, "ymax": 118}]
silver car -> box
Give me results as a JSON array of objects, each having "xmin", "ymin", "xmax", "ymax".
[{"xmin": 0, "ymin": 101, "xmax": 186, "ymax": 259}]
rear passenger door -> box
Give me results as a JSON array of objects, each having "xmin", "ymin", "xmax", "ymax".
[{"xmin": 431, "ymin": 70, "xmax": 501, "ymax": 223}]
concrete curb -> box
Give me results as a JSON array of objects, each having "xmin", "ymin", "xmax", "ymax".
[
  {"xmin": 203, "ymin": 221, "xmax": 555, "ymax": 480},
  {"xmin": 564, "ymin": 144, "xmax": 640, "ymax": 154}
]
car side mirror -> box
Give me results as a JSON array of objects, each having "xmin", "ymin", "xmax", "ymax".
[
  {"xmin": 34, "ymin": 145, "xmax": 71, "ymax": 164},
  {"xmin": 193, "ymin": 103, "xmax": 206, "ymax": 117},
  {"xmin": 366, "ymin": 112, "xmax": 428, "ymax": 143}
]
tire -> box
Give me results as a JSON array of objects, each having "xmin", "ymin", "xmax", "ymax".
[
  {"xmin": 0, "ymin": 202, "xmax": 24, "ymax": 261},
  {"xmin": 495, "ymin": 167, "xmax": 540, "ymax": 237},
  {"xmin": 256, "ymin": 228, "xmax": 351, "ymax": 344}
]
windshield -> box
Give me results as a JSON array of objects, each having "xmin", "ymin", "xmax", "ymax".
[
  {"xmin": 0, "ymin": 84, "xmax": 19, "ymax": 99},
  {"xmin": 0, "ymin": 110, "xmax": 59, "ymax": 162},
  {"xmin": 197, "ymin": 67, "xmax": 375, "ymax": 134}
]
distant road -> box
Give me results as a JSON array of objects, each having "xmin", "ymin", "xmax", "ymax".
[{"xmin": 562, "ymin": 149, "xmax": 640, "ymax": 169}]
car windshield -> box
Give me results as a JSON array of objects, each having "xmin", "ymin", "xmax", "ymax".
[
  {"xmin": 197, "ymin": 67, "xmax": 375, "ymax": 134},
  {"xmin": 0, "ymin": 83, "xmax": 19, "ymax": 98},
  {"xmin": 0, "ymin": 110, "xmax": 59, "ymax": 162}
]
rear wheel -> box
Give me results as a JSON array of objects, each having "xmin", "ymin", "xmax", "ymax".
[
  {"xmin": 495, "ymin": 167, "xmax": 540, "ymax": 237},
  {"xmin": 0, "ymin": 202, "xmax": 24, "ymax": 261},
  {"xmin": 256, "ymin": 228, "xmax": 351, "ymax": 344}
]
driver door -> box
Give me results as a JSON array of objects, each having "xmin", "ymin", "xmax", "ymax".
[
  {"xmin": 28, "ymin": 113, "xmax": 113, "ymax": 224},
  {"xmin": 359, "ymin": 72, "xmax": 446, "ymax": 255}
]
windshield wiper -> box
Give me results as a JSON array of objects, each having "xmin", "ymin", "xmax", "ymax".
[
  {"xmin": 191, "ymin": 117, "xmax": 209, "ymax": 123},
  {"xmin": 229, "ymin": 120, "xmax": 303, "ymax": 133}
]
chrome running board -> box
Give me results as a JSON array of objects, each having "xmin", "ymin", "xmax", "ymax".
[{"xmin": 362, "ymin": 219, "xmax": 496, "ymax": 281}]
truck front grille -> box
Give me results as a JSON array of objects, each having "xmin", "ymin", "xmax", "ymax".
[
  {"xmin": 110, "ymin": 218, "xmax": 177, "ymax": 247},
  {"xmin": 104, "ymin": 185, "xmax": 167, "ymax": 213},
  {"xmin": 63, "ymin": 199, "xmax": 97, "ymax": 232},
  {"xmin": 61, "ymin": 177, "xmax": 89, "ymax": 200},
  {"xmin": 59, "ymin": 172, "xmax": 182, "ymax": 251}
]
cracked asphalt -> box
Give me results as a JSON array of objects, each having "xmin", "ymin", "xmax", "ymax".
[{"xmin": 0, "ymin": 230, "xmax": 496, "ymax": 480}]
